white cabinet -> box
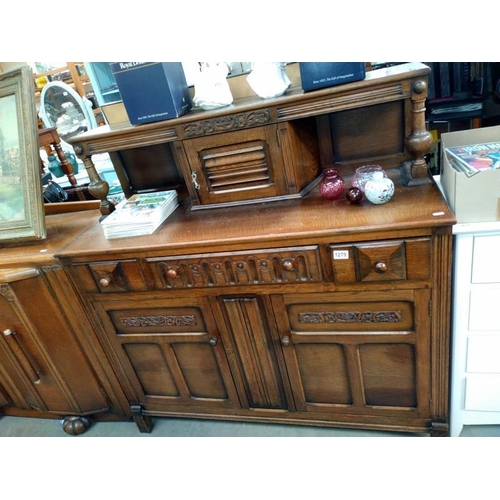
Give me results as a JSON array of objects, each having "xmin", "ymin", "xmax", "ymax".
[{"xmin": 450, "ymin": 222, "xmax": 500, "ymax": 436}]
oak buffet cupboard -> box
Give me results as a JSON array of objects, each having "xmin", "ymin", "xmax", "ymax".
[
  {"xmin": 0, "ymin": 63, "xmax": 457, "ymax": 436},
  {"xmin": 0, "ymin": 211, "xmax": 130, "ymax": 434}
]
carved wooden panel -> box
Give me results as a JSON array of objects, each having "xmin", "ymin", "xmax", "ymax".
[
  {"xmin": 182, "ymin": 126, "xmax": 284, "ymax": 205},
  {"xmin": 201, "ymin": 140, "xmax": 271, "ymax": 192},
  {"xmin": 359, "ymin": 343, "xmax": 417, "ymax": 407},
  {"xmin": 219, "ymin": 296, "xmax": 288, "ymax": 409},
  {"xmin": 287, "ymin": 300, "xmax": 413, "ymax": 333},
  {"xmin": 0, "ymin": 270, "xmax": 110, "ymax": 415},
  {"xmin": 94, "ymin": 297, "xmax": 240, "ymax": 411},
  {"xmin": 183, "ymin": 109, "xmax": 271, "ymax": 138},
  {"xmin": 273, "ymin": 290, "xmax": 430, "ymax": 416},
  {"xmin": 146, "ymin": 246, "xmax": 322, "ymax": 289}
]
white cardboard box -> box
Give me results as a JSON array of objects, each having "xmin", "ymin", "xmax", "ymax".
[{"xmin": 441, "ymin": 125, "xmax": 500, "ymax": 223}]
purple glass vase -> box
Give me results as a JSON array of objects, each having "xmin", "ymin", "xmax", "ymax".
[{"xmin": 319, "ymin": 168, "xmax": 345, "ymax": 200}]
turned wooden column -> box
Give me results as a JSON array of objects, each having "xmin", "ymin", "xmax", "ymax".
[
  {"xmin": 72, "ymin": 146, "xmax": 115, "ymax": 217},
  {"xmin": 401, "ymin": 79, "xmax": 433, "ymax": 186}
]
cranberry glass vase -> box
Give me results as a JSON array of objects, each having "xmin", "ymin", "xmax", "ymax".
[{"xmin": 319, "ymin": 168, "xmax": 345, "ymax": 200}]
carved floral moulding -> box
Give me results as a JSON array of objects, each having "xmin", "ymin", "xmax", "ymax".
[
  {"xmin": 183, "ymin": 109, "xmax": 271, "ymax": 138},
  {"xmin": 298, "ymin": 310, "xmax": 403, "ymax": 324},
  {"xmin": 119, "ymin": 315, "xmax": 197, "ymax": 328}
]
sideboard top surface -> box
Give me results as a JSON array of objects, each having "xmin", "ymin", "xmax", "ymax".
[
  {"xmin": 0, "ymin": 210, "xmax": 101, "ymax": 267},
  {"xmin": 56, "ymin": 173, "xmax": 455, "ymax": 261}
]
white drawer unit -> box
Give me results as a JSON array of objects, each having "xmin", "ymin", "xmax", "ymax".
[{"xmin": 450, "ymin": 222, "xmax": 500, "ymax": 437}]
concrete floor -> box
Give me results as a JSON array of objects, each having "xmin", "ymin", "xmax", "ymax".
[{"xmin": 0, "ymin": 414, "xmax": 498, "ymax": 437}]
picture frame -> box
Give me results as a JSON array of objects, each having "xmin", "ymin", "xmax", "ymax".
[{"xmin": 0, "ymin": 65, "xmax": 46, "ymax": 244}]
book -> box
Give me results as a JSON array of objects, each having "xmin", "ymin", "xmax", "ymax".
[
  {"xmin": 445, "ymin": 141, "xmax": 500, "ymax": 176},
  {"xmin": 101, "ymin": 190, "xmax": 178, "ymax": 239}
]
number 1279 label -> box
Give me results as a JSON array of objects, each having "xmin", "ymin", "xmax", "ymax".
[{"xmin": 333, "ymin": 250, "xmax": 349, "ymax": 260}]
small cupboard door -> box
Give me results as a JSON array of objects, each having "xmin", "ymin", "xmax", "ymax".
[
  {"xmin": 271, "ymin": 289, "xmax": 432, "ymax": 419},
  {"xmin": 0, "ymin": 269, "xmax": 110, "ymax": 415},
  {"xmin": 92, "ymin": 296, "xmax": 240, "ymax": 412},
  {"xmin": 179, "ymin": 125, "xmax": 286, "ymax": 207}
]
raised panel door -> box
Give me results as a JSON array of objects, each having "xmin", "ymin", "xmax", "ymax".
[
  {"xmin": 0, "ymin": 269, "xmax": 110, "ymax": 415},
  {"xmin": 271, "ymin": 289, "xmax": 432, "ymax": 420},
  {"xmin": 92, "ymin": 295, "xmax": 240, "ymax": 412}
]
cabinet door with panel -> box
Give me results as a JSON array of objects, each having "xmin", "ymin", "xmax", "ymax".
[
  {"xmin": 91, "ymin": 295, "xmax": 241, "ymax": 417},
  {"xmin": 213, "ymin": 294, "xmax": 292, "ymax": 412},
  {"xmin": 176, "ymin": 119, "xmax": 320, "ymax": 209},
  {"xmin": 0, "ymin": 268, "xmax": 112, "ymax": 433},
  {"xmin": 271, "ymin": 288, "xmax": 432, "ymax": 428}
]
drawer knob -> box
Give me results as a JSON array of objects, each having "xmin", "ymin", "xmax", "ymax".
[
  {"xmin": 166, "ymin": 267, "xmax": 178, "ymax": 279},
  {"xmin": 282, "ymin": 259, "xmax": 295, "ymax": 272},
  {"xmin": 99, "ymin": 276, "xmax": 112, "ymax": 287},
  {"xmin": 374, "ymin": 261, "xmax": 388, "ymax": 274},
  {"xmin": 280, "ymin": 336, "xmax": 291, "ymax": 347},
  {"xmin": 209, "ymin": 337, "xmax": 218, "ymax": 347}
]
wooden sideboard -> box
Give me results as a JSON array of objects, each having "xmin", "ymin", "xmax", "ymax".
[
  {"xmin": 1, "ymin": 62, "xmax": 457, "ymax": 436},
  {"xmin": 57, "ymin": 174, "xmax": 455, "ymax": 436},
  {"xmin": 0, "ymin": 211, "xmax": 129, "ymax": 434}
]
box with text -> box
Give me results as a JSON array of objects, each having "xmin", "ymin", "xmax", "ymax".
[{"xmin": 110, "ymin": 62, "xmax": 192, "ymax": 125}]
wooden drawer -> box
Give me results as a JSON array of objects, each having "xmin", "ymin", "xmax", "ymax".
[
  {"xmin": 146, "ymin": 246, "xmax": 323, "ymax": 289},
  {"xmin": 72, "ymin": 259, "xmax": 148, "ymax": 293},
  {"xmin": 329, "ymin": 238, "xmax": 431, "ymax": 284}
]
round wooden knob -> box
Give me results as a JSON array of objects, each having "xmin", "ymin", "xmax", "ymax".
[
  {"xmin": 282, "ymin": 259, "xmax": 295, "ymax": 272},
  {"xmin": 280, "ymin": 336, "xmax": 290, "ymax": 347},
  {"xmin": 166, "ymin": 267, "xmax": 178, "ymax": 279},
  {"xmin": 374, "ymin": 261, "xmax": 388, "ymax": 274},
  {"xmin": 209, "ymin": 337, "xmax": 218, "ymax": 347},
  {"xmin": 99, "ymin": 276, "xmax": 111, "ymax": 287}
]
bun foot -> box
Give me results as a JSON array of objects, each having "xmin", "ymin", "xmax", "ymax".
[{"xmin": 61, "ymin": 416, "xmax": 92, "ymax": 435}]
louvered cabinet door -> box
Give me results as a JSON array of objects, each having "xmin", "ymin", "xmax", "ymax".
[{"xmin": 180, "ymin": 126, "xmax": 287, "ymax": 207}]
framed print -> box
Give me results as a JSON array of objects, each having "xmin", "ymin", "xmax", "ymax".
[{"xmin": 0, "ymin": 65, "xmax": 46, "ymax": 244}]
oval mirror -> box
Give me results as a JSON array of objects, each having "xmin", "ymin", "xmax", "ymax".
[{"xmin": 39, "ymin": 81, "xmax": 97, "ymax": 145}]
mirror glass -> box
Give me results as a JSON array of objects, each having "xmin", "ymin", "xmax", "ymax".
[{"xmin": 40, "ymin": 83, "xmax": 89, "ymax": 142}]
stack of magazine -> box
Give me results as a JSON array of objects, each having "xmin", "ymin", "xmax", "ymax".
[
  {"xmin": 101, "ymin": 190, "xmax": 178, "ymax": 239},
  {"xmin": 445, "ymin": 141, "xmax": 500, "ymax": 176}
]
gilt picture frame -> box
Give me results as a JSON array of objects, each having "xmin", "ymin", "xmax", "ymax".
[{"xmin": 0, "ymin": 65, "xmax": 46, "ymax": 244}]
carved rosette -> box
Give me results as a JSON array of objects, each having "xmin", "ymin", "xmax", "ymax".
[{"xmin": 183, "ymin": 110, "xmax": 271, "ymax": 138}]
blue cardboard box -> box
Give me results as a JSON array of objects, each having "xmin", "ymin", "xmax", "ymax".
[
  {"xmin": 299, "ymin": 62, "xmax": 366, "ymax": 92},
  {"xmin": 110, "ymin": 62, "xmax": 192, "ymax": 125}
]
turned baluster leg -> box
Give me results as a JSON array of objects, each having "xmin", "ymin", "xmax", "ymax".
[
  {"xmin": 73, "ymin": 150, "xmax": 115, "ymax": 217},
  {"xmin": 52, "ymin": 142, "xmax": 78, "ymax": 186},
  {"xmin": 401, "ymin": 79, "xmax": 434, "ymax": 186}
]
